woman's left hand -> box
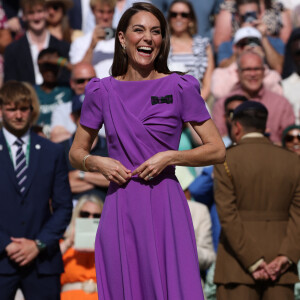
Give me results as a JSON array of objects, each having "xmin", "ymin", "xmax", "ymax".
[{"xmin": 132, "ymin": 151, "xmax": 173, "ymax": 181}]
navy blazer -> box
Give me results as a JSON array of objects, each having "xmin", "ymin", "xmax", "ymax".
[
  {"xmin": 0, "ymin": 129, "xmax": 72, "ymax": 275},
  {"xmin": 4, "ymin": 33, "xmax": 71, "ymax": 85}
]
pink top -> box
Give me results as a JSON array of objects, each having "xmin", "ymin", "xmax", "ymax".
[
  {"xmin": 211, "ymin": 62, "xmax": 283, "ymax": 100},
  {"xmin": 212, "ymin": 84, "xmax": 295, "ymax": 143}
]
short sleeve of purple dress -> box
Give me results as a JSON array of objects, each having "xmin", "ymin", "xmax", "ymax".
[{"xmin": 80, "ymin": 73, "xmax": 210, "ymax": 300}]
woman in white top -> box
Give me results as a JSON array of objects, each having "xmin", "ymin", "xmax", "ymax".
[{"xmin": 167, "ymin": 0, "xmax": 215, "ymax": 101}]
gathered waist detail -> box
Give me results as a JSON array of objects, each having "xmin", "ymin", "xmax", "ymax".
[
  {"xmin": 130, "ymin": 165, "xmax": 176, "ymax": 182},
  {"xmin": 239, "ymin": 210, "xmax": 289, "ymax": 221}
]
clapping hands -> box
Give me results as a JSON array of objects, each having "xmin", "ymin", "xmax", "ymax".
[{"xmin": 251, "ymin": 256, "xmax": 291, "ymax": 281}]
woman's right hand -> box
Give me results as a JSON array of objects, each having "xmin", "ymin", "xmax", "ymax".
[{"xmin": 92, "ymin": 156, "xmax": 132, "ymax": 185}]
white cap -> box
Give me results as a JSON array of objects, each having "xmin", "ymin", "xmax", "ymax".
[
  {"xmin": 175, "ymin": 166, "xmax": 195, "ymax": 191},
  {"xmin": 233, "ymin": 27, "xmax": 262, "ymax": 45}
]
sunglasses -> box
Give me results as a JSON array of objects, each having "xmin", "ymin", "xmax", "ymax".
[
  {"xmin": 284, "ymin": 133, "xmax": 300, "ymax": 143},
  {"xmin": 170, "ymin": 12, "xmax": 190, "ymax": 19},
  {"xmin": 73, "ymin": 77, "xmax": 94, "ymax": 84},
  {"xmin": 47, "ymin": 3, "xmax": 63, "ymax": 11},
  {"xmin": 79, "ymin": 210, "xmax": 101, "ymax": 218}
]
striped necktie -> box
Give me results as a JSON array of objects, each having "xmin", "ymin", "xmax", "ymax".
[{"xmin": 14, "ymin": 138, "xmax": 28, "ymax": 194}]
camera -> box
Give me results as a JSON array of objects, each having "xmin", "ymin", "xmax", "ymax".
[
  {"xmin": 242, "ymin": 11, "xmax": 257, "ymax": 23},
  {"xmin": 104, "ymin": 28, "xmax": 115, "ymax": 40}
]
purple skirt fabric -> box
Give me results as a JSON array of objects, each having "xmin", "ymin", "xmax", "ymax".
[{"xmin": 80, "ymin": 74, "xmax": 210, "ymax": 299}]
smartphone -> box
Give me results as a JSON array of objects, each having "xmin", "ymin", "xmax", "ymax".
[
  {"xmin": 242, "ymin": 11, "xmax": 257, "ymax": 23},
  {"xmin": 104, "ymin": 28, "xmax": 115, "ymax": 40}
]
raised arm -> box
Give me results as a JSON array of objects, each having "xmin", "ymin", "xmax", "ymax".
[{"xmin": 201, "ymin": 44, "xmax": 215, "ymax": 101}]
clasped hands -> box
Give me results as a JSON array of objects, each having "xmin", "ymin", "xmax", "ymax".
[
  {"xmin": 96, "ymin": 151, "xmax": 172, "ymax": 185},
  {"xmin": 5, "ymin": 237, "xmax": 39, "ymax": 267},
  {"xmin": 251, "ymin": 256, "xmax": 291, "ymax": 281}
]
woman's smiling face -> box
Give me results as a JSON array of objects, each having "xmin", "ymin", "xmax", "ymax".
[
  {"xmin": 118, "ymin": 11, "xmax": 162, "ymax": 71},
  {"xmin": 169, "ymin": 2, "xmax": 191, "ymax": 35}
]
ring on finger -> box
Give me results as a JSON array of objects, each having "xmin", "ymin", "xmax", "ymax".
[{"xmin": 147, "ymin": 175, "xmax": 154, "ymax": 180}]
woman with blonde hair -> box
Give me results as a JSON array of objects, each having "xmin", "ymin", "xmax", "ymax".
[{"xmin": 60, "ymin": 194, "xmax": 103, "ymax": 300}]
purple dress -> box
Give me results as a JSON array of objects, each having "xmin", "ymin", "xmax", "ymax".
[{"xmin": 80, "ymin": 73, "xmax": 210, "ymax": 299}]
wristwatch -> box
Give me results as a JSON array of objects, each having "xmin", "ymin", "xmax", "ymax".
[
  {"xmin": 78, "ymin": 171, "xmax": 85, "ymax": 180},
  {"xmin": 35, "ymin": 239, "xmax": 46, "ymax": 252}
]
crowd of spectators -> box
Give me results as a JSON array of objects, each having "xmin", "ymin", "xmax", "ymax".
[{"xmin": 0, "ymin": 0, "xmax": 299, "ymax": 299}]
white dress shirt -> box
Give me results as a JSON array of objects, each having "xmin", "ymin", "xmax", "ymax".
[
  {"xmin": 69, "ymin": 32, "xmax": 115, "ymax": 78},
  {"xmin": 2, "ymin": 128, "xmax": 30, "ymax": 168}
]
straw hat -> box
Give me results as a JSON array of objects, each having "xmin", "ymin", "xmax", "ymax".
[{"xmin": 45, "ymin": 0, "xmax": 73, "ymax": 10}]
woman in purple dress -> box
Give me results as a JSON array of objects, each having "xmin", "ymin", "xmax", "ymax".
[{"xmin": 69, "ymin": 3, "xmax": 225, "ymax": 299}]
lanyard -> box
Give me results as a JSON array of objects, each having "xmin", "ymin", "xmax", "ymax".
[{"xmin": 6, "ymin": 138, "xmax": 31, "ymax": 167}]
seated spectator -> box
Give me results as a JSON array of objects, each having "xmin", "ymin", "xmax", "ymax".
[
  {"xmin": 212, "ymin": 50, "xmax": 295, "ymax": 143},
  {"xmin": 214, "ymin": 0, "xmax": 292, "ymax": 50},
  {"xmin": 60, "ymin": 194, "xmax": 103, "ymax": 299},
  {"xmin": 60, "ymin": 94, "xmax": 110, "ymax": 202},
  {"xmin": 46, "ymin": 0, "xmax": 83, "ymax": 43},
  {"xmin": 175, "ymin": 166, "xmax": 216, "ymax": 274},
  {"xmin": 51, "ymin": 62, "xmax": 97, "ymax": 142},
  {"xmin": 282, "ymin": 29, "xmax": 300, "ymax": 124},
  {"xmin": 4, "ymin": 0, "xmax": 70, "ymax": 86},
  {"xmin": 152, "ymin": 0, "xmax": 224, "ymax": 39},
  {"xmin": 211, "ymin": 27, "xmax": 283, "ymax": 99},
  {"xmin": 167, "ymin": 0, "xmax": 214, "ymax": 101},
  {"xmin": 215, "ymin": 0, "xmax": 286, "ymax": 73},
  {"xmin": 282, "ymin": 124, "xmax": 300, "ymax": 156},
  {"xmin": 281, "ymin": 124, "xmax": 300, "ymax": 300},
  {"xmin": 35, "ymin": 47, "xmax": 72, "ymax": 137},
  {"xmin": 222, "ymin": 94, "xmax": 249, "ymax": 142},
  {"xmin": 69, "ymin": 0, "xmax": 116, "ymax": 78}
]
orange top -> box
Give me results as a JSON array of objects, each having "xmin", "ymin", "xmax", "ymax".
[{"xmin": 61, "ymin": 247, "xmax": 98, "ymax": 300}]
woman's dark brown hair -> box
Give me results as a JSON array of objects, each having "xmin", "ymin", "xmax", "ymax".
[
  {"xmin": 111, "ymin": 2, "xmax": 171, "ymax": 77},
  {"xmin": 167, "ymin": 0, "xmax": 198, "ymax": 36}
]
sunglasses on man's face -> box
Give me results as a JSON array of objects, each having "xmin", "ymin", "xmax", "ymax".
[
  {"xmin": 73, "ymin": 77, "xmax": 94, "ymax": 84},
  {"xmin": 169, "ymin": 12, "xmax": 190, "ymax": 19},
  {"xmin": 79, "ymin": 210, "xmax": 101, "ymax": 219},
  {"xmin": 284, "ymin": 133, "xmax": 300, "ymax": 143}
]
